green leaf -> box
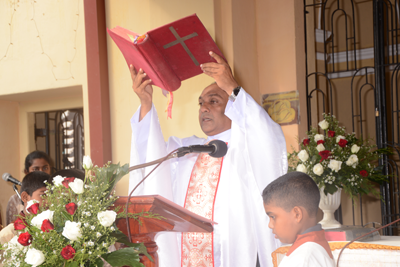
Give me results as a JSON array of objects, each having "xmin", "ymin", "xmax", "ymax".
[
  {"xmin": 324, "ymin": 184, "xmax": 338, "ymax": 195},
  {"xmin": 102, "ymin": 247, "xmax": 144, "ymax": 267},
  {"xmin": 109, "ymin": 231, "xmax": 153, "ymax": 262},
  {"xmin": 311, "ymin": 155, "xmax": 318, "ymax": 165},
  {"xmin": 110, "ymin": 230, "xmax": 140, "ymax": 248},
  {"xmin": 94, "ymin": 258, "xmax": 104, "ymax": 267},
  {"xmin": 65, "ymin": 261, "xmax": 79, "ymax": 267},
  {"xmin": 61, "ymin": 210, "xmax": 73, "ymax": 221}
]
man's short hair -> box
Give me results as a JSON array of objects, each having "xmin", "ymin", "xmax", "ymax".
[
  {"xmin": 20, "ymin": 171, "xmax": 52, "ymax": 197},
  {"xmin": 262, "ymin": 172, "xmax": 320, "ymax": 217}
]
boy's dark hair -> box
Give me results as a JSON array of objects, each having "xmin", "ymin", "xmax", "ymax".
[
  {"xmin": 20, "ymin": 171, "xmax": 52, "ymax": 197},
  {"xmin": 262, "ymin": 172, "xmax": 320, "ymax": 217},
  {"xmin": 24, "ymin": 151, "xmax": 54, "ymax": 173},
  {"xmin": 51, "ymin": 169, "xmax": 85, "ymax": 180}
]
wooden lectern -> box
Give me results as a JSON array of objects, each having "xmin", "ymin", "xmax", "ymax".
[{"xmin": 113, "ymin": 195, "xmax": 215, "ymax": 267}]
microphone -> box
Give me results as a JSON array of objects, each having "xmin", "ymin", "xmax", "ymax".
[
  {"xmin": 2, "ymin": 173, "xmax": 22, "ymax": 186},
  {"xmin": 176, "ymin": 140, "xmax": 228, "ymax": 158},
  {"xmin": 128, "ymin": 140, "xmax": 228, "ymax": 173}
]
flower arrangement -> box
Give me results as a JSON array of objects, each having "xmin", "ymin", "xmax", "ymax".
[
  {"xmin": 0, "ymin": 156, "xmax": 153, "ymax": 267},
  {"xmin": 288, "ymin": 114, "xmax": 390, "ymax": 198}
]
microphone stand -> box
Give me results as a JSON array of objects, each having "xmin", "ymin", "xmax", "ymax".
[
  {"xmin": 128, "ymin": 152, "xmax": 180, "ymax": 173},
  {"xmin": 125, "ymin": 148, "xmax": 181, "ymax": 242},
  {"xmin": 13, "ymin": 184, "xmax": 21, "ymax": 200}
]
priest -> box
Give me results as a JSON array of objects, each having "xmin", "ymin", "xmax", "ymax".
[{"xmin": 129, "ymin": 51, "xmax": 287, "ymax": 267}]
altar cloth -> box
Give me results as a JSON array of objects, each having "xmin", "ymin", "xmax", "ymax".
[{"xmin": 272, "ymin": 236, "xmax": 400, "ymax": 266}]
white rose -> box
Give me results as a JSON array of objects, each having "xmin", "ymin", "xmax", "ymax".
[
  {"xmin": 313, "ymin": 163, "xmax": 324, "ymax": 176},
  {"xmin": 62, "ymin": 220, "xmax": 82, "ymax": 241},
  {"xmin": 69, "ymin": 179, "xmax": 84, "ymax": 194},
  {"xmin": 52, "ymin": 175, "xmax": 65, "ymax": 187},
  {"xmin": 24, "ymin": 248, "xmax": 45, "ymax": 267},
  {"xmin": 314, "ymin": 134, "xmax": 325, "ymax": 142},
  {"xmin": 297, "ymin": 150, "xmax": 309, "ymax": 162},
  {"xmin": 26, "ymin": 200, "xmax": 39, "ymax": 214},
  {"xmin": 351, "ymin": 144, "xmax": 360, "ymax": 153},
  {"xmin": 318, "ymin": 119, "xmax": 329, "ymax": 130},
  {"xmin": 328, "ymin": 159, "xmax": 342, "ymax": 172},
  {"xmin": 336, "ymin": 135, "xmax": 346, "ymax": 143},
  {"xmin": 296, "ymin": 164, "xmax": 307, "ymax": 173},
  {"xmin": 316, "ymin": 143, "xmax": 325, "ymax": 152},
  {"xmin": 31, "ymin": 210, "xmax": 54, "ymax": 228},
  {"xmin": 346, "ymin": 154, "xmax": 359, "ymax": 167},
  {"xmin": 83, "ymin": 155, "xmax": 93, "ymax": 170},
  {"xmin": 98, "ymin": 210, "xmax": 117, "ymax": 227}
]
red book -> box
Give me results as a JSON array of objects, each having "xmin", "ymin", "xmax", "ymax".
[{"xmin": 107, "ymin": 14, "xmax": 225, "ymax": 92}]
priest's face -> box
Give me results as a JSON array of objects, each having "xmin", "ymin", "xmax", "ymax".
[
  {"xmin": 198, "ymin": 84, "xmax": 232, "ymax": 136},
  {"xmin": 264, "ymin": 202, "xmax": 299, "ymax": 244}
]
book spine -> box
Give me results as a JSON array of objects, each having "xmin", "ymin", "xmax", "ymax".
[{"xmin": 136, "ymin": 36, "xmax": 181, "ymax": 92}]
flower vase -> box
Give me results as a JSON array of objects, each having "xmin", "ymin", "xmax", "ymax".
[{"xmin": 318, "ymin": 187, "xmax": 342, "ymax": 229}]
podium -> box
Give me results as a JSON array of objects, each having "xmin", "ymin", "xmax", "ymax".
[{"xmin": 113, "ymin": 195, "xmax": 215, "ymax": 267}]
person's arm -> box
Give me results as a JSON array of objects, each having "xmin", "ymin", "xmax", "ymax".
[
  {"xmin": 130, "ymin": 64, "xmax": 153, "ymax": 121},
  {"xmin": 200, "ymin": 51, "xmax": 239, "ymax": 96},
  {"xmin": 202, "ymin": 51, "xmax": 287, "ymax": 193}
]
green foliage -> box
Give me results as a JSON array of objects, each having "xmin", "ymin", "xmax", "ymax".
[
  {"xmin": 0, "ymin": 160, "xmax": 159, "ymax": 267},
  {"xmin": 288, "ymin": 113, "xmax": 391, "ymax": 199},
  {"xmin": 102, "ymin": 248, "xmax": 142, "ymax": 267}
]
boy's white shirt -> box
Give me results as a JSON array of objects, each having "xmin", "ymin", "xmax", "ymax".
[{"xmin": 279, "ymin": 242, "xmax": 335, "ymax": 267}]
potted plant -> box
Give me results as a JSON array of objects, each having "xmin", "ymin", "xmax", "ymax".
[
  {"xmin": 287, "ymin": 114, "xmax": 389, "ymax": 228},
  {"xmin": 0, "ymin": 156, "xmax": 159, "ymax": 267}
]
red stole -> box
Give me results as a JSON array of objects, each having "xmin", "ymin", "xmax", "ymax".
[
  {"xmin": 181, "ymin": 152, "xmax": 224, "ymax": 267},
  {"xmin": 287, "ymin": 230, "xmax": 333, "ymax": 259}
]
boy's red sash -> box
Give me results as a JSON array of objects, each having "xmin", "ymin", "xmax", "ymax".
[{"xmin": 287, "ymin": 230, "xmax": 333, "ymax": 259}]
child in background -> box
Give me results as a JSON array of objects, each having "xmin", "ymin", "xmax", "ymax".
[
  {"xmin": 262, "ymin": 172, "xmax": 335, "ymax": 267},
  {"xmin": 6, "ymin": 151, "xmax": 54, "ymax": 225},
  {"xmin": 0, "ymin": 171, "xmax": 52, "ymax": 245}
]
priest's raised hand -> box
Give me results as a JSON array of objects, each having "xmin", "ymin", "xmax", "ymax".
[
  {"xmin": 200, "ymin": 51, "xmax": 239, "ymax": 96},
  {"xmin": 129, "ymin": 64, "xmax": 153, "ymax": 121}
]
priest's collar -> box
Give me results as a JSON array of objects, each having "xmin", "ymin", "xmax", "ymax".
[{"xmin": 207, "ymin": 129, "xmax": 231, "ymax": 143}]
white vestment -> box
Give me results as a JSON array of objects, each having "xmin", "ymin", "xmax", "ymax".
[
  {"xmin": 129, "ymin": 89, "xmax": 287, "ymax": 267},
  {"xmin": 279, "ymin": 242, "xmax": 335, "ymax": 267}
]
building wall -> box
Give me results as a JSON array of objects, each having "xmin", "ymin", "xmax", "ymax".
[
  {"xmin": 0, "ymin": 101, "xmax": 20, "ymax": 226},
  {"xmin": 0, "ymin": 0, "xmax": 87, "ymax": 225}
]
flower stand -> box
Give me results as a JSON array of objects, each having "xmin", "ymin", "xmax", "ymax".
[{"xmin": 319, "ymin": 187, "xmax": 342, "ymax": 229}]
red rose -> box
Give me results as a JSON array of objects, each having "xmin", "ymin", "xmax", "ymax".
[
  {"xmin": 360, "ymin": 170, "xmax": 368, "ymax": 177},
  {"xmin": 328, "ymin": 131, "xmax": 335, "ymax": 137},
  {"xmin": 65, "ymin": 203, "xmax": 78, "ymax": 215},
  {"xmin": 303, "ymin": 139, "xmax": 310, "ymax": 146},
  {"xmin": 318, "ymin": 150, "xmax": 331, "ymax": 162},
  {"xmin": 41, "ymin": 219, "xmax": 54, "ymax": 232},
  {"xmin": 61, "ymin": 245, "xmax": 76, "ymax": 260},
  {"xmin": 27, "ymin": 203, "xmax": 40, "ymax": 215},
  {"xmin": 317, "ymin": 140, "xmax": 325, "ymax": 145},
  {"xmin": 14, "ymin": 217, "xmax": 26, "ymax": 230},
  {"xmin": 338, "ymin": 139, "xmax": 348, "ymax": 148},
  {"xmin": 62, "ymin": 177, "xmax": 76, "ymax": 189},
  {"xmin": 17, "ymin": 232, "xmax": 32, "ymax": 246}
]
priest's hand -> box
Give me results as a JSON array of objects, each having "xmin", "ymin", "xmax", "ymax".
[
  {"xmin": 130, "ymin": 65, "xmax": 153, "ymax": 121},
  {"xmin": 200, "ymin": 51, "xmax": 239, "ymax": 95}
]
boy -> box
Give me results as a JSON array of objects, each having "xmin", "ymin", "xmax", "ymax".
[
  {"xmin": 262, "ymin": 172, "xmax": 335, "ymax": 267},
  {"xmin": 0, "ymin": 171, "xmax": 51, "ymax": 245}
]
